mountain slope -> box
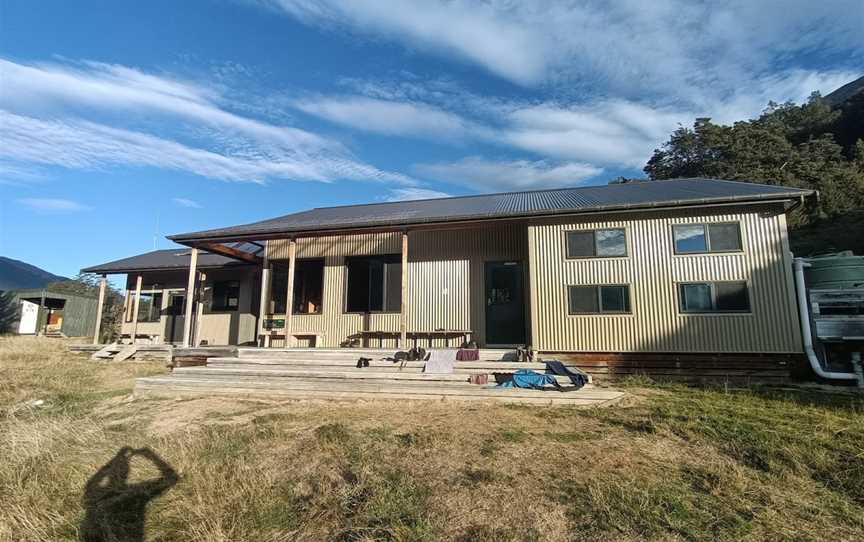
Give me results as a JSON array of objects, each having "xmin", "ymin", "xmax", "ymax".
[{"xmin": 0, "ymin": 256, "xmax": 68, "ymax": 291}]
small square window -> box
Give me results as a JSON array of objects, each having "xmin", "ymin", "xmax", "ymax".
[
  {"xmin": 715, "ymin": 281, "xmax": 749, "ymax": 311},
  {"xmin": 600, "ymin": 285, "xmax": 630, "ymax": 312},
  {"xmin": 566, "ymin": 231, "xmax": 595, "ymax": 258},
  {"xmin": 673, "ymin": 224, "xmax": 708, "ymax": 253},
  {"xmin": 568, "ymin": 286, "xmax": 599, "ymax": 313},
  {"xmin": 681, "ymin": 283, "xmax": 712, "ymax": 312},
  {"xmin": 707, "ymin": 223, "xmax": 742, "ymax": 252},
  {"xmin": 596, "ymin": 229, "xmax": 627, "ymax": 256}
]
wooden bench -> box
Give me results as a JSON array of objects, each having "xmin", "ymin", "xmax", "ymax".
[
  {"xmin": 263, "ymin": 331, "xmax": 325, "ymax": 348},
  {"xmin": 347, "ymin": 329, "xmax": 473, "ymax": 348}
]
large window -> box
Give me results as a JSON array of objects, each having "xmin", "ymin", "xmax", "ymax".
[
  {"xmin": 673, "ymin": 223, "xmax": 742, "ymax": 254},
  {"xmin": 345, "ymin": 255, "xmax": 402, "ymax": 313},
  {"xmin": 679, "ymin": 281, "xmax": 750, "ymax": 313},
  {"xmin": 212, "ymin": 280, "xmax": 240, "ymax": 311},
  {"xmin": 566, "ymin": 229, "xmax": 627, "ymax": 258},
  {"xmin": 270, "ymin": 259, "xmax": 325, "ymax": 314},
  {"xmin": 294, "ymin": 259, "xmax": 324, "ymax": 314},
  {"xmin": 137, "ymin": 292, "xmax": 163, "ymax": 322},
  {"xmin": 568, "ymin": 285, "xmax": 631, "ymax": 314}
]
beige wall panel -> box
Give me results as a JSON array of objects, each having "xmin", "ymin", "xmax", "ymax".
[
  {"xmin": 267, "ymin": 224, "xmax": 527, "ymax": 347},
  {"xmin": 528, "ymin": 204, "xmax": 802, "ymax": 353}
]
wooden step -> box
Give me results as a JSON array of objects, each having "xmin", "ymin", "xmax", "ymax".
[
  {"xmin": 135, "ymin": 375, "xmax": 622, "ymax": 406},
  {"xmin": 236, "ymin": 348, "xmax": 520, "ymax": 361},
  {"xmin": 172, "ymin": 366, "xmax": 576, "ymax": 385}
]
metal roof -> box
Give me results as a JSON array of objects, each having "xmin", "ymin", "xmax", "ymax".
[
  {"xmin": 169, "ymin": 178, "xmax": 813, "ymax": 243},
  {"xmin": 82, "ymin": 248, "xmax": 253, "ymax": 275}
]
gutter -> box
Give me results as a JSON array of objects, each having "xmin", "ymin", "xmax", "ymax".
[{"xmin": 792, "ymin": 258, "xmax": 862, "ymax": 385}]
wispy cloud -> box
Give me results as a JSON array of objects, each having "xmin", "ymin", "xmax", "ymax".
[
  {"xmin": 0, "ymin": 57, "xmax": 414, "ymax": 185},
  {"xmin": 263, "ymin": 0, "xmax": 863, "ymax": 100},
  {"xmin": 385, "ymin": 187, "xmax": 452, "ymax": 201},
  {"xmin": 17, "ymin": 197, "xmax": 92, "ymax": 212},
  {"xmin": 171, "ymin": 197, "xmax": 202, "ymax": 208},
  {"xmin": 415, "ymin": 158, "xmax": 603, "ymax": 192},
  {"xmin": 294, "ymin": 96, "xmax": 480, "ymax": 140}
]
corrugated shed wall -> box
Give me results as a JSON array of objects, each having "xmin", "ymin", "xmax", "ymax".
[
  {"xmin": 528, "ymin": 204, "xmax": 802, "ymax": 353},
  {"xmin": 267, "ymin": 225, "xmax": 527, "ymax": 347},
  {"xmin": 61, "ymin": 296, "xmax": 98, "ymax": 338}
]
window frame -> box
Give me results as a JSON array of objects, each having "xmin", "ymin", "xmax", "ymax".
[
  {"xmin": 677, "ymin": 280, "xmax": 752, "ymax": 314},
  {"xmin": 672, "ymin": 221, "xmax": 743, "ymax": 255},
  {"xmin": 564, "ymin": 228, "xmax": 628, "ymax": 259},
  {"xmin": 567, "ymin": 284, "xmax": 633, "ymax": 315},
  {"xmin": 136, "ymin": 291, "xmax": 163, "ymax": 323},
  {"xmin": 343, "ymin": 254, "xmax": 403, "ymax": 314},
  {"xmin": 293, "ymin": 258, "xmax": 325, "ymax": 315}
]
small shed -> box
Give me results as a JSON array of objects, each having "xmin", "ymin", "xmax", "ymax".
[{"xmin": 7, "ymin": 288, "xmax": 98, "ymax": 338}]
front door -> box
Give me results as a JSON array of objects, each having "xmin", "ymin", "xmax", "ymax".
[
  {"xmin": 485, "ymin": 261, "xmax": 526, "ymax": 346},
  {"xmin": 165, "ymin": 293, "xmax": 185, "ymax": 344}
]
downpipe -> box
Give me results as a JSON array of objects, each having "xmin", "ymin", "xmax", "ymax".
[{"xmin": 792, "ymin": 258, "xmax": 861, "ymax": 385}]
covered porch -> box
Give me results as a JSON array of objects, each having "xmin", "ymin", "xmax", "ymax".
[{"xmin": 170, "ymin": 220, "xmax": 533, "ymax": 351}]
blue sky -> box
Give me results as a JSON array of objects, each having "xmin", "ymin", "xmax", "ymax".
[{"xmin": 1, "ymin": 0, "xmax": 861, "ymax": 280}]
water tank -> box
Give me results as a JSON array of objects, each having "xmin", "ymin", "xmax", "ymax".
[{"xmin": 804, "ymin": 255, "xmax": 864, "ymax": 290}]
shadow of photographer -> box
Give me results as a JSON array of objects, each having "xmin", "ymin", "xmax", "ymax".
[{"xmin": 80, "ymin": 447, "xmax": 178, "ymax": 542}]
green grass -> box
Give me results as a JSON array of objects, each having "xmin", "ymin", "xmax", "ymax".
[{"xmin": 1, "ymin": 336, "xmax": 863, "ymax": 541}]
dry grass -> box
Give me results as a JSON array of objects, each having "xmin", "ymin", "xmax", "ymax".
[{"xmin": 1, "ymin": 336, "xmax": 863, "ymax": 541}]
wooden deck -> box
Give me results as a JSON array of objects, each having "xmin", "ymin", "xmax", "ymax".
[{"xmin": 135, "ymin": 348, "xmax": 626, "ymax": 406}]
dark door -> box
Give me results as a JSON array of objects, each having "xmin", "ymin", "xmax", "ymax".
[
  {"xmin": 165, "ymin": 293, "xmax": 185, "ymax": 344},
  {"xmin": 485, "ymin": 261, "xmax": 526, "ymax": 345}
]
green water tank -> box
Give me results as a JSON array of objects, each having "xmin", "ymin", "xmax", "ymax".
[{"xmin": 805, "ymin": 255, "xmax": 864, "ymax": 290}]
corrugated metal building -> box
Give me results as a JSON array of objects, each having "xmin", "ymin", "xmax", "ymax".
[
  {"xmin": 84, "ymin": 179, "xmax": 812, "ymax": 366},
  {"xmin": 8, "ymin": 288, "xmax": 98, "ymax": 338}
]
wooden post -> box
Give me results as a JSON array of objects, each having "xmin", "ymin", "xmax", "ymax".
[
  {"xmin": 400, "ymin": 230, "xmax": 408, "ymax": 349},
  {"xmin": 257, "ymin": 245, "xmax": 271, "ymax": 347},
  {"xmin": 92, "ymin": 274, "xmax": 107, "ymax": 344},
  {"xmin": 194, "ymin": 272, "xmax": 206, "ymax": 347},
  {"xmin": 130, "ymin": 275, "xmax": 143, "ymax": 344},
  {"xmin": 182, "ymin": 248, "xmax": 199, "ymax": 347},
  {"xmin": 284, "ymin": 239, "xmax": 297, "ymax": 347}
]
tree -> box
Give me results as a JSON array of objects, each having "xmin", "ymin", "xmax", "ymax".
[
  {"xmin": 0, "ymin": 291, "xmax": 18, "ymax": 334},
  {"xmin": 644, "ymin": 94, "xmax": 864, "ymax": 228}
]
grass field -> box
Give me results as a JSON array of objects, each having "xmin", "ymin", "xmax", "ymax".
[{"xmin": 1, "ymin": 336, "xmax": 863, "ymax": 542}]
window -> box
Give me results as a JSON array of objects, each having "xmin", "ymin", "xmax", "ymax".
[
  {"xmin": 137, "ymin": 292, "xmax": 163, "ymax": 323},
  {"xmin": 568, "ymin": 285, "xmax": 631, "ymax": 314},
  {"xmin": 673, "ymin": 223, "xmax": 742, "ymax": 254},
  {"xmin": 566, "ymin": 229, "xmax": 627, "ymax": 258},
  {"xmin": 345, "ymin": 255, "xmax": 402, "ymax": 313},
  {"xmin": 293, "ymin": 259, "xmax": 324, "ymax": 314},
  {"xmin": 679, "ymin": 281, "xmax": 750, "ymax": 313},
  {"xmin": 212, "ymin": 280, "xmax": 240, "ymax": 311}
]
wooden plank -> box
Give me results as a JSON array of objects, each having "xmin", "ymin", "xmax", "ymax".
[
  {"xmin": 91, "ymin": 343, "xmax": 120, "ymax": 360},
  {"xmin": 197, "ymin": 242, "xmax": 262, "ymax": 264},
  {"xmin": 130, "ymin": 275, "xmax": 143, "ymax": 343},
  {"xmin": 93, "ymin": 275, "xmax": 107, "ymax": 345},
  {"xmin": 113, "ymin": 345, "xmax": 139, "ymax": 362}
]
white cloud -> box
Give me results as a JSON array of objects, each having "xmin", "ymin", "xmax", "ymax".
[
  {"xmin": 0, "ymin": 111, "xmax": 412, "ymax": 185},
  {"xmin": 294, "ymin": 96, "xmax": 479, "ymax": 139},
  {"xmin": 260, "ymin": 0, "xmax": 863, "ymax": 98},
  {"xmin": 0, "ymin": 58, "xmax": 414, "ymax": 185},
  {"xmin": 172, "ymin": 197, "xmax": 202, "ymax": 208},
  {"xmin": 385, "ymin": 187, "xmax": 452, "ymax": 201},
  {"xmin": 415, "ymin": 157, "xmax": 603, "ymax": 192},
  {"xmin": 264, "ymin": 0, "xmax": 545, "ymax": 85},
  {"xmin": 17, "ymin": 198, "xmax": 91, "ymax": 212}
]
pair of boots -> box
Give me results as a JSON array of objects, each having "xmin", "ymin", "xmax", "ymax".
[{"xmin": 355, "ymin": 357, "xmax": 371, "ymax": 368}]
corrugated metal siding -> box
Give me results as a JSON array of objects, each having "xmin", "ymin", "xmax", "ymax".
[
  {"xmin": 528, "ymin": 204, "xmax": 803, "ymax": 353},
  {"xmin": 267, "ymin": 225, "xmax": 527, "ymax": 347}
]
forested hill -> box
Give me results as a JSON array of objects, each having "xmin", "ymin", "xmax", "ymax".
[{"xmin": 643, "ymin": 77, "xmax": 864, "ymax": 256}]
